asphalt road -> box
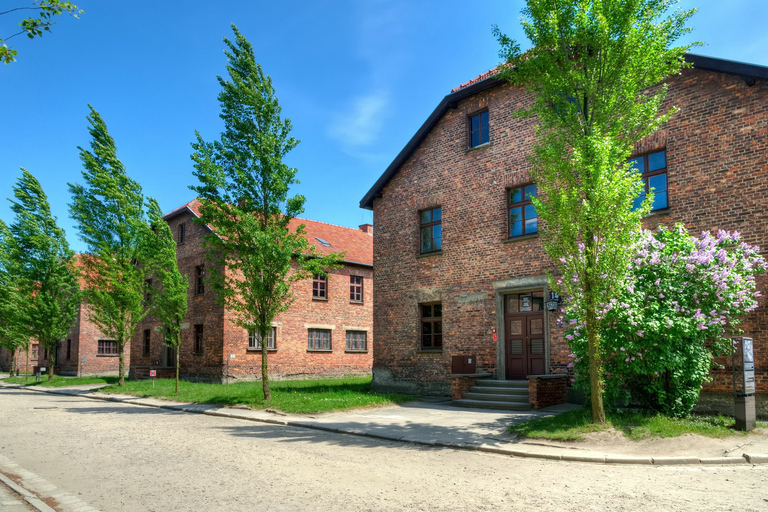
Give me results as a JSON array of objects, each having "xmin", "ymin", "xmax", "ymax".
[{"xmin": 1, "ymin": 388, "xmax": 767, "ymax": 512}]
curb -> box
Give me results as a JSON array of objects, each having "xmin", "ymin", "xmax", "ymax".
[
  {"xmin": 2, "ymin": 383, "xmax": 766, "ymax": 467},
  {"xmin": 0, "ymin": 472, "xmax": 57, "ymax": 512}
]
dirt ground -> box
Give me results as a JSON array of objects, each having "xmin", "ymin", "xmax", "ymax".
[
  {"xmin": 1, "ymin": 389, "xmax": 768, "ymax": 512},
  {"xmin": 520, "ymin": 426, "xmax": 768, "ymax": 457}
]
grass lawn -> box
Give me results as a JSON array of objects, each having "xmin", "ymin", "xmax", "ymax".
[
  {"xmin": 509, "ymin": 408, "xmax": 766, "ymax": 441},
  {"xmin": 1, "ymin": 375, "xmax": 119, "ymax": 387},
  {"xmin": 99, "ymin": 375, "xmax": 417, "ymax": 414}
]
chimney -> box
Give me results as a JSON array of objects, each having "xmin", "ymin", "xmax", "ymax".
[{"xmin": 359, "ymin": 223, "xmax": 373, "ymax": 234}]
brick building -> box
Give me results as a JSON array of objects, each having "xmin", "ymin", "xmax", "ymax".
[
  {"xmin": 0, "ymin": 343, "xmax": 39, "ymax": 374},
  {"xmin": 360, "ymin": 54, "xmax": 768, "ymax": 413},
  {"xmin": 129, "ymin": 199, "xmax": 373, "ymax": 382},
  {"xmin": 35, "ymin": 299, "xmax": 124, "ymax": 377}
]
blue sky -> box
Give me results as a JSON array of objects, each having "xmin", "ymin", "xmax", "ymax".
[{"xmin": 1, "ymin": 0, "xmax": 766, "ymax": 252}]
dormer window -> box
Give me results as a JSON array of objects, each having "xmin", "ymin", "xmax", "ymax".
[
  {"xmin": 315, "ymin": 237, "xmax": 331, "ymax": 247},
  {"xmin": 469, "ymin": 110, "xmax": 489, "ymax": 148}
]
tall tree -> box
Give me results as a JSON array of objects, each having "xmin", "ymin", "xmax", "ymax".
[
  {"xmin": 1, "ymin": 1, "xmax": 82, "ymax": 64},
  {"xmin": 0, "ymin": 219, "xmax": 30, "ymax": 377},
  {"xmin": 494, "ymin": 0, "xmax": 697, "ymax": 422},
  {"xmin": 190, "ymin": 25, "xmax": 343, "ymax": 400},
  {"xmin": 7, "ymin": 169, "xmax": 80, "ymax": 381},
  {"xmin": 69, "ymin": 106, "xmax": 154, "ymax": 386},
  {"xmin": 146, "ymin": 198, "xmax": 188, "ymax": 395}
]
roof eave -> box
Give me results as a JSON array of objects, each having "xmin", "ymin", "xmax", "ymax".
[{"xmin": 359, "ymin": 76, "xmax": 504, "ymax": 210}]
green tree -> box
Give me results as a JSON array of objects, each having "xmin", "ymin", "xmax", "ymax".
[
  {"xmin": 0, "ymin": 220, "xmax": 30, "ymax": 377},
  {"xmin": 146, "ymin": 198, "xmax": 188, "ymax": 395},
  {"xmin": 69, "ymin": 106, "xmax": 154, "ymax": 387},
  {"xmin": 190, "ymin": 25, "xmax": 343, "ymax": 400},
  {"xmin": 7, "ymin": 169, "xmax": 80, "ymax": 381},
  {"xmin": 1, "ymin": 1, "xmax": 82, "ymax": 64},
  {"xmin": 494, "ymin": 0, "xmax": 697, "ymax": 422}
]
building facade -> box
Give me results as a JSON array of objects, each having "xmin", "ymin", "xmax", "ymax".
[
  {"xmin": 129, "ymin": 200, "xmax": 374, "ymax": 382},
  {"xmin": 360, "ymin": 54, "xmax": 768, "ymax": 413}
]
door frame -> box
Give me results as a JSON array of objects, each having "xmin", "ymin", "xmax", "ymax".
[{"xmin": 492, "ymin": 275, "xmax": 552, "ymax": 380}]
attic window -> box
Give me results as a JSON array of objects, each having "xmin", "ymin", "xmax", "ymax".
[{"xmin": 315, "ymin": 237, "xmax": 331, "ymax": 247}]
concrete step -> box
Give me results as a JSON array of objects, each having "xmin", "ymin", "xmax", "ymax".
[
  {"xmin": 462, "ymin": 392, "xmax": 530, "ymax": 403},
  {"xmin": 475, "ymin": 379, "xmax": 528, "ymax": 389},
  {"xmin": 452, "ymin": 399, "xmax": 533, "ymax": 411},
  {"xmin": 469, "ymin": 386, "xmax": 529, "ymax": 396}
]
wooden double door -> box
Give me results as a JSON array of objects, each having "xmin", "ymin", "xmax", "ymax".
[{"xmin": 505, "ymin": 311, "xmax": 546, "ymax": 380}]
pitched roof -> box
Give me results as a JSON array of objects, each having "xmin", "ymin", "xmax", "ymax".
[
  {"xmin": 165, "ymin": 199, "xmax": 373, "ymax": 267},
  {"xmin": 359, "ymin": 53, "xmax": 768, "ymax": 210}
]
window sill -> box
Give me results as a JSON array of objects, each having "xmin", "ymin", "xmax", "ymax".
[
  {"xmin": 96, "ymin": 354, "xmax": 119, "ymax": 357},
  {"xmin": 417, "ymin": 250, "xmax": 442, "ymax": 259},
  {"xmin": 312, "ymin": 297, "xmax": 329, "ymax": 302},
  {"xmin": 349, "ymin": 300, "xmax": 364, "ymax": 305},
  {"xmin": 307, "ymin": 349, "xmax": 333, "ymax": 353},
  {"xmin": 645, "ymin": 207, "xmax": 671, "ymax": 217},
  {"xmin": 247, "ymin": 348, "xmax": 278, "ymax": 353},
  {"xmin": 503, "ymin": 233, "xmax": 539, "ymax": 243},
  {"xmin": 345, "ymin": 350, "xmax": 369, "ymax": 354},
  {"xmin": 193, "ymin": 352, "xmax": 203, "ymax": 356},
  {"xmin": 417, "ymin": 349, "xmax": 443, "ymax": 354},
  {"xmin": 466, "ymin": 142, "xmax": 491, "ymax": 153}
]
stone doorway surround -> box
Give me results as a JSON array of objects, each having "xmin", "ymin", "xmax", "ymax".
[{"xmin": 492, "ymin": 275, "xmax": 552, "ymax": 380}]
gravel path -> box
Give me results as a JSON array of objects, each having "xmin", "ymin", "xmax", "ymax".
[{"xmin": 1, "ymin": 388, "xmax": 768, "ymax": 511}]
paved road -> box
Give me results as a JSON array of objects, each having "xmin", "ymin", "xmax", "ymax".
[{"xmin": 1, "ymin": 389, "xmax": 768, "ymax": 512}]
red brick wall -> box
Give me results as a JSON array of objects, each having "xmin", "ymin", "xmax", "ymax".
[
  {"xmin": 130, "ymin": 210, "xmax": 374, "ymax": 382},
  {"xmin": 370, "ymin": 68, "xmax": 768, "ymax": 395},
  {"xmin": 36, "ymin": 303, "xmax": 125, "ymax": 376},
  {"xmin": 528, "ymin": 375, "xmax": 568, "ymax": 409}
]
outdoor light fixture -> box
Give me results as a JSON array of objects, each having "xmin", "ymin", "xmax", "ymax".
[{"xmin": 545, "ymin": 291, "xmax": 562, "ymax": 312}]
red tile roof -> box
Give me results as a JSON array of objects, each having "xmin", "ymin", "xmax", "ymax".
[
  {"xmin": 451, "ymin": 66, "xmax": 501, "ymax": 93},
  {"xmin": 166, "ymin": 199, "xmax": 373, "ymax": 266}
]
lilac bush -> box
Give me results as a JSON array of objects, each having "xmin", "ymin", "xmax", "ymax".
[{"xmin": 561, "ymin": 224, "xmax": 766, "ymax": 417}]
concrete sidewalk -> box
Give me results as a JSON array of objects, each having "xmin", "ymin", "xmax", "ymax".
[{"xmin": 2, "ymin": 381, "xmax": 767, "ymax": 466}]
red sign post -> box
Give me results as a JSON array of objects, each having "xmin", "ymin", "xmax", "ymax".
[{"xmin": 149, "ymin": 369, "xmax": 157, "ymax": 388}]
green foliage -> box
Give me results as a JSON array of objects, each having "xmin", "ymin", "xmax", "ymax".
[
  {"xmin": 564, "ymin": 226, "xmax": 766, "ymax": 417},
  {"xmin": 190, "ymin": 25, "xmax": 344, "ymax": 400},
  {"xmin": 0, "ymin": 219, "xmax": 30, "ymax": 372},
  {"xmin": 6, "ymin": 169, "xmax": 80, "ymax": 380},
  {"xmin": 69, "ymin": 106, "xmax": 155, "ymax": 386},
  {"xmin": 145, "ymin": 198, "xmax": 188, "ymax": 394},
  {"xmin": 100, "ymin": 376, "xmax": 417, "ymax": 414},
  {"xmin": 509, "ymin": 407, "xmax": 745, "ymax": 441},
  {"xmin": 1, "ymin": 1, "xmax": 82, "ymax": 64},
  {"xmin": 494, "ymin": 0, "xmax": 698, "ymax": 422}
]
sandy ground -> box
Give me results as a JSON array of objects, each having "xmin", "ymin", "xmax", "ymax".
[{"xmin": 1, "ymin": 389, "xmax": 768, "ymax": 511}]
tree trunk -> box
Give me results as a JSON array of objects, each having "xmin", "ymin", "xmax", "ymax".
[
  {"xmin": 175, "ymin": 343, "xmax": 180, "ymax": 395},
  {"xmin": 11, "ymin": 347, "xmax": 17, "ymax": 376},
  {"xmin": 48, "ymin": 344, "xmax": 56, "ymax": 382},
  {"xmin": 261, "ymin": 328, "xmax": 271, "ymax": 401},
  {"xmin": 25, "ymin": 347, "xmax": 29, "ymax": 381},
  {"xmin": 118, "ymin": 342, "xmax": 125, "ymax": 387},
  {"xmin": 586, "ymin": 307, "xmax": 605, "ymax": 423}
]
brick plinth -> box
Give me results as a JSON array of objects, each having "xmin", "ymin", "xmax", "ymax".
[
  {"xmin": 451, "ymin": 375, "xmax": 489, "ymax": 399},
  {"xmin": 528, "ymin": 375, "xmax": 568, "ymax": 409}
]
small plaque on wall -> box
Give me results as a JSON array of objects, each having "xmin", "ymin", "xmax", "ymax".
[{"xmin": 521, "ymin": 295, "xmax": 532, "ymax": 312}]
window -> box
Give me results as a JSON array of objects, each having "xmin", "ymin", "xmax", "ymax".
[
  {"xmin": 44, "ymin": 348, "xmax": 48, "ymax": 360},
  {"xmin": 349, "ymin": 275, "xmax": 363, "ymax": 303},
  {"xmin": 144, "ymin": 279, "xmax": 152, "ymax": 303},
  {"xmin": 32, "ymin": 345, "xmax": 38, "ymax": 360},
  {"xmin": 193, "ymin": 324, "xmax": 204, "ymax": 354},
  {"xmin": 346, "ymin": 331, "xmax": 367, "ymax": 351},
  {"xmin": 508, "ymin": 184, "xmax": 538, "ymax": 237},
  {"xmin": 66, "ymin": 339, "xmax": 71, "ymax": 360},
  {"xmin": 143, "ymin": 329, "xmax": 151, "ymax": 356},
  {"xmin": 419, "ymin": 207, "xmax": 442, "ymax": 254},
  {"xmin": 178, "ymin": 223, "xmax": 186, "ymax": 244},
  {"xmin": 97, "ymin": 340, "xmax": 118, "ymax": 355},
  {"xmin": 469, "ymin": 110, "xmax": 489, "ymax": 147},
  {"xmin": 312, "ymin": 274, "xmax": 327, "ymax": 300},
  {"xmin": 308, "ymin": 329, "xmax": 332, "ymax": 351},
  {"xmin": 630, "ymin": 150, "xmax": 668, "ymax": 211},
  {"xmin": 248, "ymin": 327, "xmax": 276, "ymax": 350},
  {"xmin": 420, "ymin": 302, "xmax": 443, "ymax": 350},
  {"xmin": 195, "ymin": 265, "xmax": 205, "ymax": 295}
]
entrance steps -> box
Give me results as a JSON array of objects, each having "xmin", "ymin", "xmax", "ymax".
[{"xmin": 452, "ymin": 379, "xmax": 533, "ymax": 411}]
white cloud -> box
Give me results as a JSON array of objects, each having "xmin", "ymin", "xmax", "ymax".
[{"xmin": 328, "ymin": 90, "xmax": 390, "ymax": 147}]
